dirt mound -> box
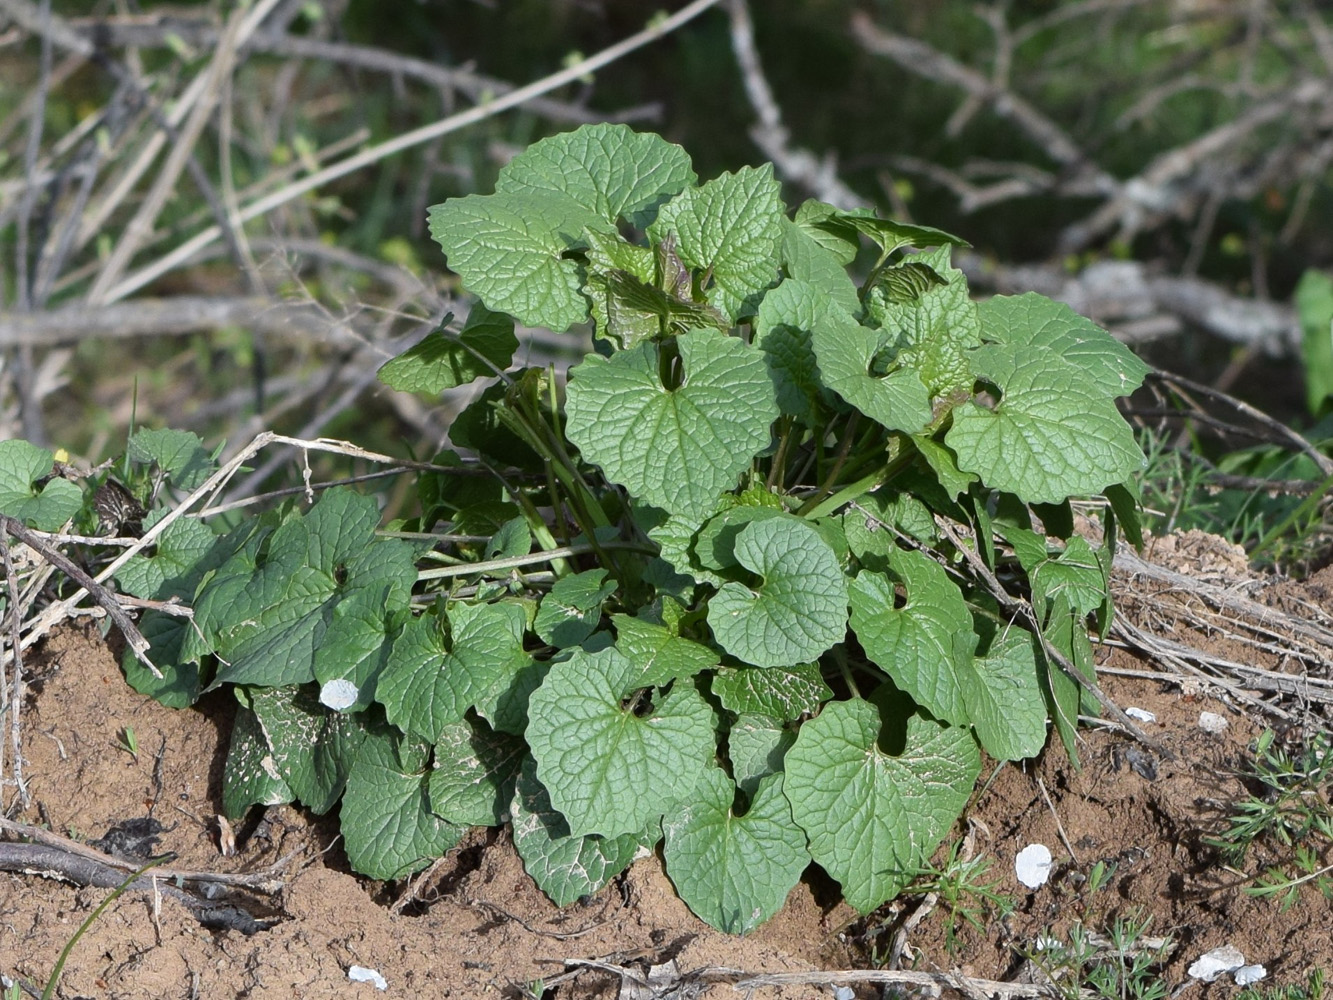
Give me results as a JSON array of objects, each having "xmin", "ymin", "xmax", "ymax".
[
  {"xmin": 3, "ymin": 628, "xmax": 856, "ymax": 999},
  {"xmin": 3, "ymin": 528, "xmax": 1331, "ymax": 998}
]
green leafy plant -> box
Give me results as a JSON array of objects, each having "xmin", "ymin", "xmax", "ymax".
[
  {"xmin": 1209, "ymin": 728, "xmax": 1333, "ymax": 908},
  {"xmin": 1082, "ymin": 858, "xmax": 1118, "ymax": 898},
  {"xmin": 2, "ymin": 124, "xmax": 1150, "ymax": 932},
  {"xmin": 1296, "ymin": 270, "xmax": 1333, "ymax": 417}
]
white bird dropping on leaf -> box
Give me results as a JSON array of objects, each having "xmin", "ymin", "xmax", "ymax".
[
  {"xmin": 320, "ymin": 678, "xmax": 359, "ymax": 711},
  {"xmin": 1015, "ymin": 843, "xmax": 1052, "ymax": 888}
]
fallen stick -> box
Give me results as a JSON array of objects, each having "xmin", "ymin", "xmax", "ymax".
[{"xmin": 0, "ymin": 841, "xmax": 275, "ymax": 935}]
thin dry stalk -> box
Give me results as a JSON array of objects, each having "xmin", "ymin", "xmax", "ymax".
[
  {"xmin": 86, "ymin": 0, "xmax": 285, "ymax": 303},
  {"xmin": 98, "ymin": 0, "xmax": 727, "ymax": 305}
]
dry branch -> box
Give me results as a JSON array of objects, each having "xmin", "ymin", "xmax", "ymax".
[
  {"xmin": 1, "ymin": 512, "xmax": 155, "ymax": 673},
  {"xmin": 95, "ymin": 0, "xmax": 728, "ymax": 305},
  {"xmin": 0, "ymin": 295, "xmax": 360, "ymax": 347},
  {"xmin": 0, "ymin": 841, "xmax": 275, "ymax": 934},
  {"xmin": 850, "ymin": 10, "xmax": 1116, "ymax": 186},
  {"xmin": 849, "ymin": 4, "xmax": 1333, "ymax": 270},
  {"xmin": 955, "ymin": 254, "xmax": 1302, "ymax": 357},
  {"xmin": 50, "ymin": 15, "xmax": 660, "ymax": 128},
  {"xmin": 726, "ymin": 0, "xmax": 863, "ymax": 211}
]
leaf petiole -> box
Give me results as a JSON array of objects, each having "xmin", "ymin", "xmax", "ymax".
[
  {"xmin": 415, "ymin": 540, "xmax": 654, "ymax": 582},
  {"xmin": 799, "ymin": 467, "xmax": 887, "ymax": 519}
]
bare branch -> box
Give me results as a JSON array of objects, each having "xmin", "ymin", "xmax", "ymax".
[
  {"xmin": 86, "ymin": 0, "xmax": 286, "ymax": 303},
  {"xmin": 725, "ymin": 0, "xmax": 865, "ymax": 210},
  {"xmin": 0, "ymin": 295, "xmax": 363, "ymax": 347},
  {"xmin": 956, "ymin": 254, "xmax": 1301, "ymax": 357},
  {"xmin": 96, "ymin": 0, "xmax": 727, "ymax": 305},
  {"xmin": 851, "ymin": 10, "xmax": 1115, "ymax": 191},
  {"xmin": 1, "ymin": 513, "xmax": 155, "ymax": 673},
  {"xmin": 1058, "ymin": 78, "xmax": 1332, "ymax": 251},
  {"xmin": 51, "ymin": 15, "xmax": 660, "ymax": 128}
]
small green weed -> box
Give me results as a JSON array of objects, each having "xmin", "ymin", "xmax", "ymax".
[
  {"xmin": 1239, "ymin": 968, "xmax": 1327, "ymax": 1000},
  {"xmin": 0, "ymin": 855, "xmax": 172, "ymax": 1000},
  {"xmin": 901, "ymin": 839, "xmax": 1014, "ymax": 955},
  {"xmin": 1136, "ymin": 425, "xmax": 1333, "ymax": 573},
  {"xmin": 1209, "ymin": 729, "xmax": 1333, "ymax": 909},
  {"xmin": 1082, "ymin": 859, "xmax": 1117, "ymax": 898},
  {"xmin": 1025, "ymin": 909, "xmax": 1172, "ymax": 1000}
]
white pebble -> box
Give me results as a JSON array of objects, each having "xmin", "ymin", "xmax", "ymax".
[
  {"xmin": 1188, "ymin": 945, "xmax": 1246, "ymax": 982},
  {"xmin": 348, "ymin": 966, "xmax": 387, "ymax": 991},
  {"xmin": 1198, "ymin": 711, "xmax": 1229, "ymax": 734},
  {"xmin": 1235, "ymin": 965, "xmax": 1267, "ymax": 986},
  {"xmin": 1015, "ymin": 843, "xmax": 1053, "ymax": 888},
  {"xmin": 1125, "ymin": 707, "xmax": 1157, "ymax": 723}
]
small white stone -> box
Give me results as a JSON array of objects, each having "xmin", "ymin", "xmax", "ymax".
[
  {"xmin": 1015, "ymin": 843, "xmax": 1053, "ymax": 888},
  {"xmin": 1125, "ymin": 707, "xmax": 1157, "ymax": 723},
  {"xmin": 320, "ymin": 678, "xmax": 359, "ymax": 711},
  {"xmin": 834, "ymin": 988, "xmax": 856, "ymax": 1000},
  {"xmin": 348, "ymin": 965, "xmax": 388, "ymax": 991},
  {"xmin": 1198, "ymin": 711, "xmax": 1229, "ymax": 734},
  {"xmin": 1235, "ymin": 965, "xmax": 1267, "ymax": 986},
  {"xmin": 1188, "ymin": 945, "xmax": 1246, "ymax": 982}
]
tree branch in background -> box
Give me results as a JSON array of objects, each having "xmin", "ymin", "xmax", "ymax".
[
  {"xmin": 93, "ymin": 0, "xmax": 727, "ymax": 306},
  {"xmin": 726, "ymin": 0, "xmax": 864, "ymax": 211},
  {"xmin": 849, "ymin": 4, "xmax": 1333, "ymax": 260},
  {"xmin": 0, "ymin": 0, "xmax": 725, "ymax": 446},
  {"xmin": 50, "ymin": 15, "xmax": 661, "ymax": 129},
  {"xmin": 722, "ymin": 6, "xmax": 1309, "ymax": 361},
  {"xmin": 850, "ymin": 10, "xmax": 1117, "ymax": 192}
]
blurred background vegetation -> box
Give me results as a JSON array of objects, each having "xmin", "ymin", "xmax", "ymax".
[{"xmin": 2, "ymin": 0, "xmax": 1332, "ymax": 566}]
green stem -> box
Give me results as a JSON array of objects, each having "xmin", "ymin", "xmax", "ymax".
[
  {"xmin": 835, "ymin": 422, "xmax": 890, "ymax": 483},
  {"xmin": 835, "ymin": 650, "xmax": 862, "ymax": 700},
  {"xmin": 416, "ymin": 540, "xmax": 654, "ymax": 582},
  {"xmin": 803, "ymin": 412, "xmax": 860, "ymax": 512},
  {"xmin": 509, "ymin": 482, "xmax": 579, "ymax": 578},
  {"xmin": 787, "ymin": 440, "xmax": 819, "ymax": 493},
  {"xmin": 498, "ymin": 375, "xmax": 611, "ymax": 536},
  {"xmin": 1247, "ymin": 859, "xmax": 1333, "ymax": 897},
  {"xmin": 542, "ymin": 457, "xmax": 573, "ymax": 547},
  {"xmin": 43, "ymin": 854, "xmax": 172, "ymax": 1000},
  {"xmin": 858, "ymin": 241, "xmax": 907, "ymax": 301},
  {"xmin": 487, "ymin": 401, "xmax": 611, "ymax": 575},
  {"xmin": 799, "ymin": 467, "xmax": 887, "ymax": 519},
  {"xmin": 766, "ymin": 416, "xmax": 796, "ymax": 491},
  {"xmin": 378, "ymin": 531, "xmax": 493, "ymax": 543}
]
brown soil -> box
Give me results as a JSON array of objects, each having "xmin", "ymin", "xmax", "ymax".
[{"xmin": 3, "ymin": 529, "xmax": 1331, "ymax": 999}]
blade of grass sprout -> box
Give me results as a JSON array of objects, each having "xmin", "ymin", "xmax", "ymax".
[
  {"xmin": 1250, "ymin": 468, "xmax": 1333, "ymax": 561},
  {"xmin": 42, "ymin": 854, "xmax": 171, "ymax": 1000}
]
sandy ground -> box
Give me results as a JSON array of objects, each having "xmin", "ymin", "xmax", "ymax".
[{"xmin": 3, "ymin": 529, "xmax": 1330, "ymax": 998}]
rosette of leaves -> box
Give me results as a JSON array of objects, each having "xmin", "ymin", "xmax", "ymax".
[{"xmin": 104, "ymin": 124, "xmax": 1149, "ymax": 932}]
